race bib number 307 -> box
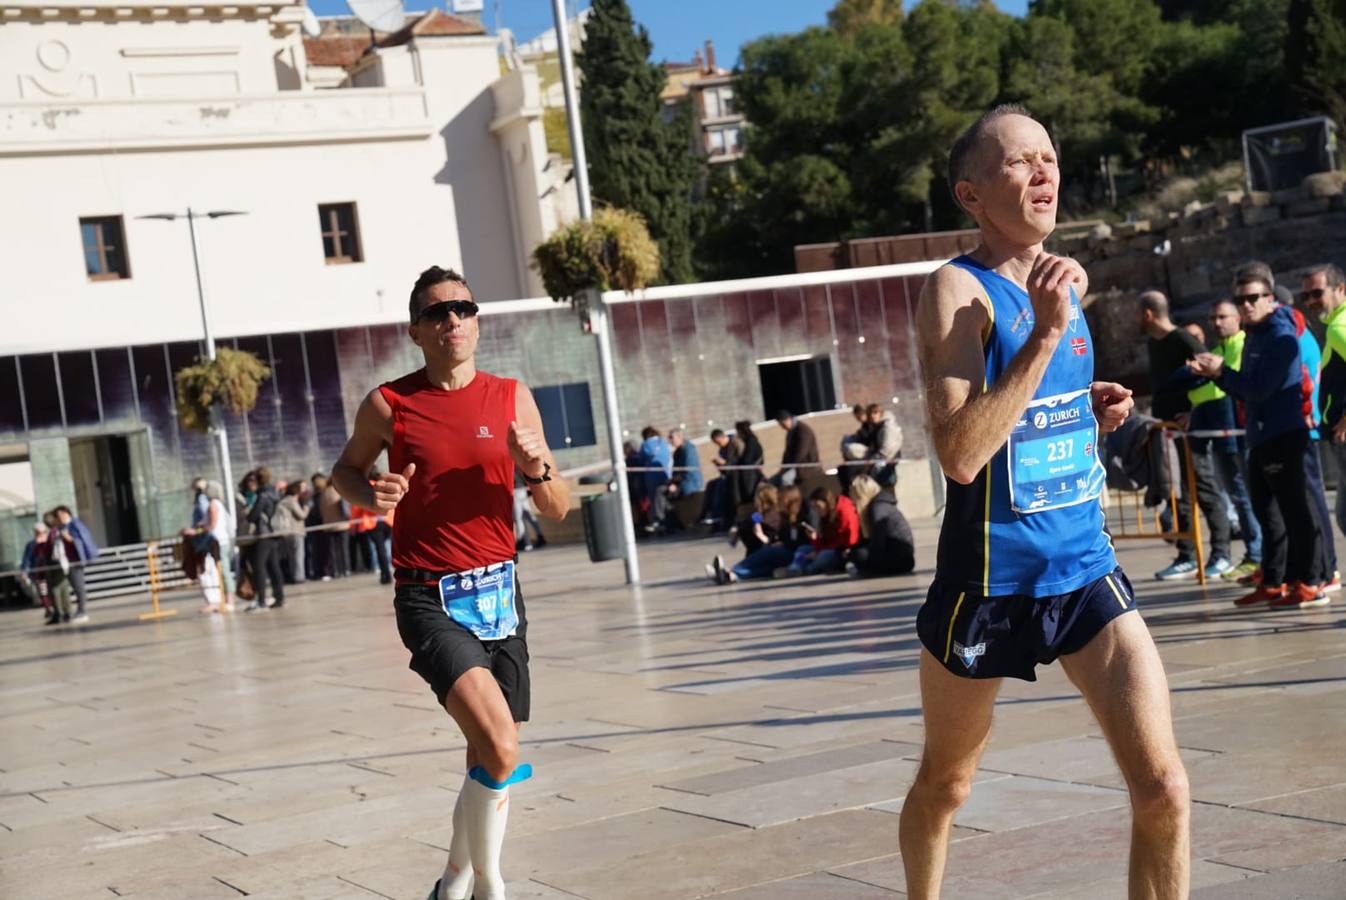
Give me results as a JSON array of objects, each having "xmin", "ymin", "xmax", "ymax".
[
  {"xmin": 438, "ymin": 561, "xmax": 518, "ymax": 641},
  {"xmin": 1007, "ymin": 388, "xmax": 1105, "ymax": 514}
]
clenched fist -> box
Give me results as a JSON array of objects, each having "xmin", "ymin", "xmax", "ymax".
[
  {"xmin": 509, "ymin": 421, "xmax": 548, "ymax": 479},
  {"xmin": 372, "ymin": 463, "xmax": 415, "ymax": 510},
  {"xmin": 1027, "ymin": 252, "xmax": 1086, "ymax": 338}
]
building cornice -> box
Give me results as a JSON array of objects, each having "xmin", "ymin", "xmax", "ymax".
[{"xmin": 1, "ymin": 2, "xmax": 304, "ymax": 25}]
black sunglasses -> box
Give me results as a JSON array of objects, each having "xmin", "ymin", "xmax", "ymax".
[
  {"xmin": 1232, "ymin": 292, "xmax": 1270, "ymax": 305},
  {"xmin": 415, "ymin": 299, "xmax": 479, "ymax": 324},
  {"xmin": 1297, "ymin": 287, "xmax": 1328, "ymax": 303}
]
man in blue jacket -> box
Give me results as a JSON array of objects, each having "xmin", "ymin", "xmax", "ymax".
[
  {"xmin": 54, "ymin": 505, "xmax": 99, "ymax": 623},
  {"xmin": 1189, "ymin": 274, "xmax": 1330, "ymax": 609},
  {"xmin": 662, "ymin": 428, "xmax": 704, "ymax": 532}
]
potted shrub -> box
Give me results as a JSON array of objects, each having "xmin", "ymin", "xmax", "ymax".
[
  {"xmin": 531, "ymin": 207, "xmax": 661, "ymax": 302},
  {"xmin": 174, "ymin": 347, "xmax": 271, "ymax": 433}
]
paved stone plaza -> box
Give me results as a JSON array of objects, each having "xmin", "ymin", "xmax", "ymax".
[{"xmin": 3, "ymin": 519, "xmax": 1345, "ymax": 899}]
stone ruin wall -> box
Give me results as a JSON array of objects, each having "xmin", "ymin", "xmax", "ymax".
[{"xmin": 1055, "ymin": 171, "xmax": 1346, "ymax": 395}]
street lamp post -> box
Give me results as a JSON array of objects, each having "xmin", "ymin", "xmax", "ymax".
[
  {"xmin": 137, "ymin": 208, "xmax": 246, "ymax": 520},
  {"xmin": 550, "ymin": 0, "xmax": 641, "ymax": 585}
]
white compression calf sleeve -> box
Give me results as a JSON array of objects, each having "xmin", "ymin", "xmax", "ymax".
[
  {"xmin": 462, "ymin": 777, "xmax": 510, "ymax": 900},
  {"xmin": 438, "ymin": 778, "xmax": 474, "ymax": 900}
]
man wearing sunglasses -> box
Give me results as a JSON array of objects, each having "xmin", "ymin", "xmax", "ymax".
[
  {"xmin": 1189, "ymin": 268, "xmax": 1331, "ymax": 609},
  {"xmin": 1302, "ymin": 263, "xmax": 1346, "ymax": 539},
  {"xmin": 331, "ymin": 266, "xmax": 570, "ymax": 900}
]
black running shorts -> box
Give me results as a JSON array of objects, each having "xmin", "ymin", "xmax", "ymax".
[
  {"xmin": 916, "ymin": 566, "xmax": 1137, "ymax": 681},
  {"xmin": 393, "ymin": 581, "xmax": 531, "ymax": 722}
]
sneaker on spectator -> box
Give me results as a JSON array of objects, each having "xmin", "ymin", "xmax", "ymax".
[
  {"xmin": 1322, "ymin": 571, "xmax": 1341, "ymax": 594},
  {"xmin": 1234, "ymin": 584, "xmax": 1284, "ymax": 607},
  {"xmin": 1155, "ymin": 558, "xmax": 1199, "ymax": 581},
  {"xmin": 1236, "ymin": 566, "xmax": 1263, "ymax": 586},
  {"xmin": 1204, "ymin": 557, "xmax": 1233, "ymax": 578},
  {"xmin": 1270, "ymin": 582, "xmax": 1330, "ymax": 609},
  {"xmin": 1222, "ymin": 559, "xmax": 1259, "ymax": 582},
  {"xmin": 71, "ymin": 613, "xmax": 89, "ymax": 624}
]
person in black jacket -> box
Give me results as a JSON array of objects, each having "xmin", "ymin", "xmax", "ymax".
[
  {"xmin": 845, "ymin": 474, "xmax": 916, "ymax": 577},
  {"xmin": 246, "ymin": 466, "xmax": 286, "ymax": 610},
  {"xmin": 773, "ymin": 411, "xmax": 819, "ymax": 486},
  {"xmin": 731, "ymin": 420, "xmax": 764, "ymax": 516}
]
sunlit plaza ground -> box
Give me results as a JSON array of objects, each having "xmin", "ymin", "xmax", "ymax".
[{"xmin": 3, "ymin": 518, "xmax": 1345, "ymax": 899}]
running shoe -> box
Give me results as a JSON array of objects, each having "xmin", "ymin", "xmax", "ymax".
[
  {"xmin": 1155, "ymin": 559, "xmax": 1199, "ymax": 581},
  {"xmin": 1222, "ymin": 559, "xmax": 1260, "ymax": 582},
  {"xmin": 1204, "ymin": 557, "xmax": 1233, "ymax": 578},
  {"xmin": 1271, "ymin": 582, "xmax": 1330, "ymax": 609},
  {"xmin": 1323, "ymin": 572, "xmax": 1341, "ymax": 594},
  {"xmin": 1237, "ymin": 566, "xmax": 1264, "ymax": 586},
  {"xmin": 1234, "ymin": 584, "xmax": 1284, "ymax": 608}
]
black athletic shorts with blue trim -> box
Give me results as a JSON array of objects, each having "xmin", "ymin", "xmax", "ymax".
[
  {"xmin": 393, "ymin": 580, "xmax": 531, "ymax": 722},
  {"xmin": 915, "ymin": 566, "xmax": 1137, "ymax": 681}
]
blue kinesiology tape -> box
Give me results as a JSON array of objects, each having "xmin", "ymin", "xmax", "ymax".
[{"xmin": 468, "ymin": 763, "xmax": 533, "ymax": 790}]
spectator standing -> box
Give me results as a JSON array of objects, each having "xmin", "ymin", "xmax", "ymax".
[
  {"xmin": 638, "ymin": 426, "xmax": 672, "ymax": 534},
  {"xmin": 307, "ymin": 473, "xmax": 329, "ymax": 579},
  {"xmin": 1201, "ymin": 299, "xmax": 1263, "ymax": 580},
  {"xmin": 318, "ymin": 474, "xmax": 350, "ymax": 579},
  {"xmin": 351, "ymin": 471, "xmax": 392, "ymax": 584},
  {"xmin": 773, "ymin": 411, "xmax": 819, "ymax": 486},
  {"xmin": 1304, "ymin": 263, "xmax": 1346, "ymax": 542},
  {"xmin": 1139, "ymin": 290, "xmax": 1232, "ymax": 579},
  {"xmin": 189, "ymin": 476, "xmax": 209, "ymax": 530},
  {"xmin": 731, "ymin": 420, "xmax": 765, "ymax": 518},
  {"xmin": 38, "ymin": 511, "xmax": 73, "ymax": 625},
  {"xmin": 246, "ymin": 467, "xmax": 286, "ymax": 610},
  {"xmin": 275, "ymin": 480, "xmax": 310, "ymax": 584},
  {"xmin": 20, "ymin": 522, "xmax": 52, "ymax": 623},
  {"xmin": 1189, "ymin": 272, "xmax": 1331, "ymax": 607},
  {"xmin": 53, "ymin": 505, "xmax": 97, "ymax": 623}
]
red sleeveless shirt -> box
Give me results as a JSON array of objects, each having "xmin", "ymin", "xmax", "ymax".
[{"xmin": 379, "ymin": 369, "xmax": 518, "ymax": 574}]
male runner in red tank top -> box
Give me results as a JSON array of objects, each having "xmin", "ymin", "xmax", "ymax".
[{"xmin": 331, "ymin": 266, "xmax": 569, "ymax": 900}]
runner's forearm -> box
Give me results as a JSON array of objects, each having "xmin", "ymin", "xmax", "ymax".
[
  {"xmin": 933, "ymin": 331, "xmax": 1061, "ymax": 483},
  {"xmin": 331, "ymin": 464, "xmax": 377, "ymax": 510},
  {"xmin": 528, "ymin": 478, "xmax": 569, "ymax": 519}
]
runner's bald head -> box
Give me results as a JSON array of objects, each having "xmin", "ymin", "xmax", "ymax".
[{"xmin": 948, "ymin": 104, "xmax": 1036, "ymax": 209}]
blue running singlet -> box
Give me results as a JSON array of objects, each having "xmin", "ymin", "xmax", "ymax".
[{"xmin": 934, "ymin": 255, "xmax": 1116, "ymax": 598}]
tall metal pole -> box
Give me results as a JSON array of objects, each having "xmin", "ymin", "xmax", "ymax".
[
  {"xmin": 184, "ymin": 209, "xmax": 236, "ymax": 521},
  {"xmin": 551, "ymin": 0, "xmax": 640, "ymax": 584}
]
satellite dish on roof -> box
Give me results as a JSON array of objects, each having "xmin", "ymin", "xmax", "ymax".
[
  {"xmin": 302, "ymin": 5, "xmax": 322, "ymax": 38},
  {"xmin": 347, "ymin": 0, "xmax": 405, "ymax": 33}
]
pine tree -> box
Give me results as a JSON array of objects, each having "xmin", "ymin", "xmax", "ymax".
[{"xmin": 578, "ymin": 0, "xmax": 700, "ymax": 284}]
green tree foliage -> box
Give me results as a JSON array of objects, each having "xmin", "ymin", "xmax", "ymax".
[
  {"xmin": 828, "ymin": 0, "xmax": 904, "ymax": 35},
  {"xmin": 578, "ymin": 0, "xmax": 700, "ymax": 284},
  {"xmin": 695, "ymin": 0, "xmax": 1344, "ymax": 278}
]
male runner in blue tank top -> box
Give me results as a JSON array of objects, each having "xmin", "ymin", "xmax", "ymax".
[{"xmin": 900, "ymin": 106, "xmax": 1190, "ymax": 899}]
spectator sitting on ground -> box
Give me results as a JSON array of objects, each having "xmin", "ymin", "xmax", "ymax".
[
  {"xmin": 773, "ymin": 410, "xmax": 819, "ymax": 487},
  {"xmin": 718, "ymin": 484, "xmax": 818, "ymax": 583},
  {"xmin": 707, "ymin": 482, "xmax": 780, "ymax": 583},
  {"xmin": 845, "ymin": 472, "xmax": 917, "ymax": 578},
  {"xmin": 780, "ymin": 486, "xmax": 862, "ymax": 577},
  {"xmin": 661, "ymin": 428, "xmax": 703, "ymax": 533}
]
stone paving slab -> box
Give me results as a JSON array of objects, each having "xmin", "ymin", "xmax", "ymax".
[{"xmin": 2, "ymin": 521, "xmax": 1345, "ymax": 899}]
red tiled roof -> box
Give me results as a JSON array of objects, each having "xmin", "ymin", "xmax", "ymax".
[
  {"xmin": 303, "ymin": 36, "xmax": 371, "ymax": 68},
  {"xmin": 379, "ymin": 9, "xmax": 486, "ymax": 47}
]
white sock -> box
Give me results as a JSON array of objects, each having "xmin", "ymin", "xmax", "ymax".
[
  {"xmin": 461, "ymin": 776, "xmax": 511, "ymax": 900},
  {"xmin": 439, "ymin": 778, "xmax": 474, "ymax": 900}
]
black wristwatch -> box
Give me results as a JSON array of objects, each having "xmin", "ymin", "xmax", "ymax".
[{"xmin": 521, "ymin": 462, "xmax": 552, "ymax": 485}]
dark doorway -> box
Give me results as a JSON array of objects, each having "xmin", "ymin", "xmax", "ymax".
[
  {"xmin": 70, "ymin": 435, "xmax": 142, "ymax": 547},
  {"xmin": 758, "ymin": 355, "xmax": 836, "ymax": 419}
]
